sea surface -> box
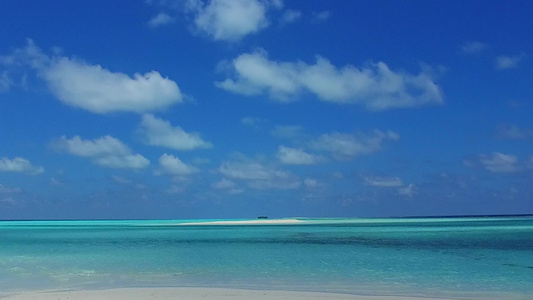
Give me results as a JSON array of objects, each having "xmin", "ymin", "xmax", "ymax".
[{"xmin": 0, "ymin": 216, "xmax": 532, "ymax": 299}]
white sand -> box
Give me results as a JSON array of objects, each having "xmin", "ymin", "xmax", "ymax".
[
  {"xmin": 2, "ymin": 287, "xmax": 462, "ymax": 300},
  {"xmin": 179, "ymin": 219, "xmax": 306, "ymax": 225}
]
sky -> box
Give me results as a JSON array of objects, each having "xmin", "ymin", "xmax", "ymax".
[{"xmin": 1, "ymin": 0, "xmax": 532, "ymax": 220}]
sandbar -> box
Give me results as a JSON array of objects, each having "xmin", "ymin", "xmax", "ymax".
[
  {"xmin": 179, "ymin": 219, "xmax": 306, "ymax": 225},
  {"xmin": 2, "ymin": 287, "xmax": 463, "ymax": 300}
]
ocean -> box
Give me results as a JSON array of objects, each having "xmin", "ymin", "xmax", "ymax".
[{"xmin": 0, "ymin": 216, "xmax": 532, "ymax": 299}]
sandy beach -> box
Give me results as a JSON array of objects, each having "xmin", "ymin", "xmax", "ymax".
[
  {"xmin": 178, "ymin": 219, "xmax": 307, "ymax": 225},
  {"xmin": 2, "ymin": 288, "xmax": 463, "ymax": 300}
]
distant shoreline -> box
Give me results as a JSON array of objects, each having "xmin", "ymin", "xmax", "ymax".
[
  {"xmin": 178, "ymin": 219, "xmax": 307, "ymax": 225},
  {"xmin": 1, "ymin": 287, "xmax": 481, "ymax": 300},
  {"xmin": 1, "ymin": 213, "xmax": 532, "ymax": 222}
]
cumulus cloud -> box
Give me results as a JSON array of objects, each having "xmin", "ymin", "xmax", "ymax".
[
  {"xmin": 216, "ymin": 50, "xmax": 443, "ymax": 110},
  {"xmin": 51, "ymin": 135, "xmax": 149, "ymax": 169},
  {"xmin": 148, "ymin": 12, "xmax": 174, "ymax": 27},
  {"xmin": 310, "ymin": 130, "xmax": 399, "ymax": 160},
  {"xmin": 304, "ymin": 178, "xmax": 325, "ymax": 188},
  {"xmin": 280, "ymin": 9, "xmax": 301, "ymax": 24},
  {"xmin": 0, "ymin": 196, "xmax": 16, "ymax": 205},
  {"xmin": 212, "ymin": 178, "xmax": 236, "ymax": 189},
  {"xmin": 49, "ymin": 177, "xmax": 63, "ymax": 186},
  {"xmin": 94, "ymin": 154, "xmax": 150, "ymax": 169},
  {"xmin": 51, "ymin": 135, "xmax": 130, "ymax": 157},
  {"xmin": 219, "ymin": 161, "xmax": 300, "ymax": 189},
  {"xmin": 460, "ymin": 41, "xmax": 487, "ymax": 54},
  {"xmin": 44, "ymin": 58, "xmax": 181, "ymax": 114},
  {"xmin": 156, "ymin": 153, "xmax": 198, "ymax": 176},
  {"xmin": 0, "ymin": 157, "xmax": 44, "ymax": 175},
  {"xmin": 0, "ymin": 71, "xmax": 12, "ymax": 92},
  {"xmin": 210, "ymin": 178, "xmax": 245, "ymax": 194},
  {"xmin": 398, "ymin": 183, "xmax": 417, "ymax": 197},
  {"xmin": 363, "ymin": 176, "xmax": 403, "ymax": 187},
  {"xmin": 3, "ymin": 40, "xmax": 182, "ymax": 114},
  {"xmin": 0, "ymin": 39, "xmax": 48, "ymax": 69},
  {"xmin": 0, "ymin": 184, "xmax": 22, "ymax": 193},
  {"xmin": 187, "ymin": 0, "xmax": 282, "ymax": 41},
  {"xmin": 496, "ymin": 53, "xmax": 526, "ymax": 70},
  {"xmin": 138, "ymin": 114, "xmax": 212, "ymax": 150},
  {"xmin": 277, "ymin": 145, "xmax": 321, "ymax": 165},
  {"xmin": 479, "ymin": 152, "xmax": 519, "ymax": 173},
  {"xmin": 219, "ymin": 161, "xmax": 282, "ymax": 180},
  {"xmin": 111, "ymin": 175, "xmax": 130, "ymax": 184}
]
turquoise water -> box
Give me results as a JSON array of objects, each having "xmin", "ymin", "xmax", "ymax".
[{"xmin": 0, "ymin": 217, "xmax": 532, "ymax": 299}]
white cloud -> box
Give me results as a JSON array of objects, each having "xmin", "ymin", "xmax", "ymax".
[
  {"xmin": 212, "ymin": 178, "xmax": 236, "ymax": 189},
  {"xmin": 166, "ymin": 184, "xmax": 187, "ymax": 194},
  {"xmin": 50, "ymin": 177, "xmax": 63, "ymax": 186},
  {"xmin": 51, "ymin": 135, "xmax": 130, "ymax": 157},
  {"xmin": 0, "ymin": 71, "xmax": 12, "ymax": 92},
  {"xmin": 364, "ymin": 176, "xmax": 403, "ymax": 187},
  {"xmin": 398, "ymin": 183, "xmax": 417, "ymax": 197},
  {"xmin": 313, "ymin": 10, "xmax": 330, "ymax": 22},
  {"xmin": 479, "ymin": 152, "xmax": 519, "ymax": 173},
  {"xmin": 219, "ymin": 161, "xmax": 282, "ymax": 180},
  {"xmin": 0, "ymin": 39, "xmax": 48, "ymax": 69},
  {"xmin": 135, "ymin": 183, "xmax": 147, "ymax": 190},
  {"xmin": 0, "ymin": 184, "xmax": 21, "ymax": 193},
  {"xmin": 277, "ymin": 145, "xmax": 321, "ymax": 165},
  {"xmin": 51, "ymin": 135, "xmax": 149, "ymax": 169},
  {"xmin": 139, "ymin": 114, "xmax": 212, "ymax": 150},
  {"xmin": 280, "ymin": 9, "xmax": 301, "ymax": 24},
  {"xmin": 156, "ymin": 153, "xmax": 199, "ymax": 176},
  {"xmin": 228, "ymin": 188, "xmax": 245, "ymax": 194},
  {"xmin": 241, "ymin": 116, "xmax": 264, "ymax": 126},
  {"xmin": 216, "ymin": 50, "xmax": 301, "ymax": 99},
  {"xmin": 304, "ymin": 178, "xmax": 317, "ymax": 187},
  {"xmin": 219, "ymin": 161, "xmax": 300, "ymax": 189},
  {"xmin": 210, "ymin": 178, "xmax": 245, "ymax": 194},
  {"xmin": 248, "ymin": 178, "xmax": 300, "ymax": 190},
  {"xmin": 189, "ymin": 0, "xmax": 281, "ymax": 42},
  {"xmin": 216, "ymin": 50, "xmax": 443, "ymax": 110},
  {"xmin": 4, "ymin": 40, "xmax": 182, "ymax": 114},
  {"xmin": 111, "ymin": 175, "xmax": 130, "ymax": 184},
  {"xmin": 0, "ymin": 157, "xmax": 44, "ymax": 175},
  {"xmin": 304, "ymin": 178, "xmax": 324, "ymax": 188},
  {"xmin": 496, "ymin": 124, "xmax": 532, "ymax": 139},
  {"xmin": 310, "ymin": 130, "xmax": 399, "ymax": 160},
  {"xmin": 148, "ymin": 12, "xmax": 174, "ymax": 27},
  {"xmin": 44, "ymin": 58, "xmax": 182, "ymax": 114},
  {"xmin": 94, "ymin": 154, "xmax": 150, "ymax": 169},
  {"xmin": 0, "ymin": 197, "xmax": 15, "ymax": 205},
  {"xmin": 496, "ymin": 53, "xmax": 526, "ymax": 70},
  {"xmin": 460, "ymin": 41, "xmax": 487, "ymax": 54}
]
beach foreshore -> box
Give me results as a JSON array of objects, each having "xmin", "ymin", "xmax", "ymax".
[
  {"xmin": 178, "ymin": 219, "xmax": 306, "ymax": 225},
  {"xmin": 1, "ymin": 287, "xmax": 472, "ymax": 300}
]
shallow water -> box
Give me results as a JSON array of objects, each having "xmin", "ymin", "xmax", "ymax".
[{"xmin": 0, "ymin": 217, "xmax": 532, "ymax": 298}]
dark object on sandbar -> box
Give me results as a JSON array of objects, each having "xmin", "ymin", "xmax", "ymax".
[{"xmin": 257, "ymin": 216, "xmax": 268, "ymax": 219}]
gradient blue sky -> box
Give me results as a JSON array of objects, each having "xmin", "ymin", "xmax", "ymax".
[{"xmin": 1, "ymin": 0, "xmax": 532, "ymax": 220}]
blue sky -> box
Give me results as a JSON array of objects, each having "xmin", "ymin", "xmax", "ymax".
[{"xmin": 1, "ymin": 0, "xmax": 532, "ymax": 220}]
